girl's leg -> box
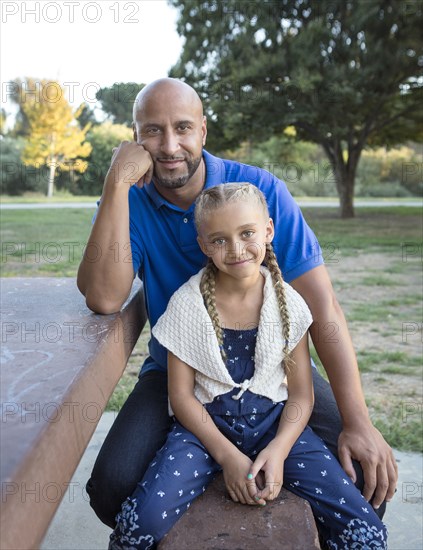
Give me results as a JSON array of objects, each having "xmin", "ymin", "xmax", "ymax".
[
  {"xmin": 283, "ymin": 426, "xmax": 388, "ymax": 549},
  {"xmin": 109, "ymin": 422, "xmax": 221, "ymax": 550}
]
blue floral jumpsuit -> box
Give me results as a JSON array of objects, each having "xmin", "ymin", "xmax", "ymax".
[{"xmin": 109, "ymin": 328, "xmax": 388, "ymax": 550}]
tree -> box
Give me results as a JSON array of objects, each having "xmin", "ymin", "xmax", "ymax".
[
  {"xmin": 21, "ymin": 80, "xmax": 92, "ymax": 197},
  {"xmin": 96, "ymin": 82, "xmax": 145, "ymax": 126},
  {"xmin": 7, "ymin": 77, "xmax": 35, "ymax": 137},
  {"xmin": 77, "ymin": 103, "xmax": 100, "ymax": 130},
  {"xmin": 0, "ymin": 137, "xmax": 36, "ymax": 195},
  {"xmin": 169, "ymin": 0, "xmax": 423, "ymax": 217},
  {"xmin": 0, "ymin": 108, "xmax": 6, "ymax": 136},
  {"xmin": 76, "ymin": 122, "xmax": 133, "ymax": 196}
]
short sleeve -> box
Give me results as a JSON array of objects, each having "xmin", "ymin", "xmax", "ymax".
[{"xmin": 129, "ymin": 214, "xmax": 144, "ymax": 276}]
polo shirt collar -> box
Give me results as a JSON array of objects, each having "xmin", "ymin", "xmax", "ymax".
[
  {"xmin": 203, "ymin": 149, "xmax": 226, "ymax": 189},
  {"xmin": 143, "ymin": 179, "xmax": 168, "ymax": 209},
  {"xmin": 144, "ymin": 150, "xmax": 226, "ymax": 211}
]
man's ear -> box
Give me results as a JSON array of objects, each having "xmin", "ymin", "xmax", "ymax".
[
  {"xmin": 133, "ymin": 123, "xmax": 138, "ymax": 143},
  {"xmin": 202, "ymin": 116, "xmax": 207, "ymax": 146},
  {"xmin": 266, "ymin": 218, "xmax": 275, "ymax": 243}
]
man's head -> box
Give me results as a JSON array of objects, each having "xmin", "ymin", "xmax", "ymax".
[{"xmin": 133, "ymin": 78, "xmax": 207, "ymax": 190}]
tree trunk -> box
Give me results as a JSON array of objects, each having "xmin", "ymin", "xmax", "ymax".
[
  {"xmin": 337, "ymin": 173, "xmax": 355, "ymax": 218},
  {"xmin": 47, "ymin": 160, "xmax": 56, "ymax": 198},
  {"xmin": 323, "ymin": 140, "xmax": 362, "ymax": 219}
]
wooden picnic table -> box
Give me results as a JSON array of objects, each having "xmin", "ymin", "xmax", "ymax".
[{"xmin": 0, "ymin": 278, "xmax": 146, "ymax": 550}]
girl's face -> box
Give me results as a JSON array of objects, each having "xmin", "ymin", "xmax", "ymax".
[{"xmin": 197, "ymin": 200, "xmax": 274, "ymax": 280}]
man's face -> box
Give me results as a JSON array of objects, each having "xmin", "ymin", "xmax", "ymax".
[{"xmin": 134, "ymin": 90, "xmax": 207, "ymax": 190}]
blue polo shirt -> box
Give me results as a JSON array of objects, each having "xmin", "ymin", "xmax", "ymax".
[{"xmin": 127, "ymin": 149, "xmax": 323, "ymax": 373}]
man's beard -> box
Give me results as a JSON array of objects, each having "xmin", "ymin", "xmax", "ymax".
[{"xmin": 153, "ymin": 154, "xmax": 202, "ymax": 189}]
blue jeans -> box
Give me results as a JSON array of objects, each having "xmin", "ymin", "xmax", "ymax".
[{"xmin": 86, "ymin": 367, "xmax": 385, "ymax": 528}]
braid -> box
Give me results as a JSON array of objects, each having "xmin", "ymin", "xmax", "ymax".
[
  {"xmin": 200, "ymin": 259, "xmax": 227, "ymax": 362},
  {"xmin": 264, "ymin": 243, "xmax": 294, "ymax": 372}
]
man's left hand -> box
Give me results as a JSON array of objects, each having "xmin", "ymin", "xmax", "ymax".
[{"xmin": 338, "ymin": 422, "xmax": 398, "ymax": 509}]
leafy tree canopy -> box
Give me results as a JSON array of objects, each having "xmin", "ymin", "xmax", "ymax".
[
  {"xmin": 77, "ymin": 103, "xmax": 100, "ymax": 129},
  {"xmin": 169, "ymin": 0, "xmax": 423, "ymax": 216},
  {"xmin": 96, "ymin": 82, "xmax": 145, "ymax": 126}
]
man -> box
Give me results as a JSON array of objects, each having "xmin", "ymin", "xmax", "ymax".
[{"xmin": 77, "ymin": 78, "xmax": 397, "ymax": 529}]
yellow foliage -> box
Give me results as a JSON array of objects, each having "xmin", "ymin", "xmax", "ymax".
[
  {"xmin": 91, "ymin": 120, "xmax": 133, "ymax": 142},
  {"xmin": 362, "ymin": 146, "xmax": 415, "ymax": 179},
  {"xmin": 22, "ymin": 80, "xmax": 92, "ymax": 173},
  {"xmin": 283, "ymin": 126, "xmax": 297, "ymax": 137}
]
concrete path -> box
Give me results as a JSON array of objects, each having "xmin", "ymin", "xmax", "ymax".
[
  {"xmin": 41, "ymin": 412, "xmax": 422, "ymax": 550},
  {"xmin": 1, "ymin": 199, "xmax": 422, "ymax": 210}
]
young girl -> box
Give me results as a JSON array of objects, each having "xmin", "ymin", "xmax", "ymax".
[{"xmin": 109, "ymin": 183, "xmax": 387, "ymax": 549}]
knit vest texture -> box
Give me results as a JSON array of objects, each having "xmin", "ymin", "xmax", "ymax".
[{"xmin": 152, "ymin": 266, "xmax": 313, "ymax": 407}]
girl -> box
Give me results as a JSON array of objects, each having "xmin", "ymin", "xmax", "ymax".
[{"xmin": 109, "ymin": 183, "xmax": 387, "ymax": 549}]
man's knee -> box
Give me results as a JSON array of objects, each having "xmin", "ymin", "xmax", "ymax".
[
  {"xmin": 86, "ymin": 475, "xmax": 118, "ymax": 529},
  {"xmin": 86, "ymin": 456, "xmax": 141, "ymax": 528}
]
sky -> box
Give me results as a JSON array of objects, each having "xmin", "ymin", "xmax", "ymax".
[{"xmin": 0, "ymin": 0, "xmax": 184, "ymax": 119}]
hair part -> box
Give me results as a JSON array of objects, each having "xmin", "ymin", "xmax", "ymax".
[
  {"xmin": 195, "ymin": 183, "xmax": 293, "ymax": 371},
  {"xmin": 194, "ymin": 182, "xmax": 269, "ymax": 233}
]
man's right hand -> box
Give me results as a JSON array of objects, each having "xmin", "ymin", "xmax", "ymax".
[{"xmin": 105, "ymin": 141, "xmax": 154, "ymax": 190}]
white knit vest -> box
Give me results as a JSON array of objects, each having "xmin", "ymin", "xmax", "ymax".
[{"xmin": 152, "ymin": 266, "xmax": 313, "ymax": 409}]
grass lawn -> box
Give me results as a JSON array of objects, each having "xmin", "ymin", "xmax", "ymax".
[
  {"xmin": 1, "ymin": 205, "xmax": 422, "ymax": 452},
  {"xmin": 1, "ymin": 209, "xmax": 94, "ymax": 276}
]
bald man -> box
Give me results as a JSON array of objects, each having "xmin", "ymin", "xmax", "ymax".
[{"xmin": 77, "ymin": 78, "xmax": 397, "ymax": 529}]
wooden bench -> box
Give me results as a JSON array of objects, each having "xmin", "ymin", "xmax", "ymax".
[
  {"xmin": 0, "ymin": 277, "xmax": 145, "ymax": 549},
  {"xmin": 0, "ymin": 277, "xmax": 319, "ymax": 549}
]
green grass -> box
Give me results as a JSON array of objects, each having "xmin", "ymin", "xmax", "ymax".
[
  {"xmin": 348, "ymin": 296, "xmax": 421, "ymax": 323},
  {"xmin": 302, "ymin": 206, "xmax": 422, "ymax": 256},
  {"xmin": 357, "ymin": 351, "xmax": 421, "ymax": 373},
  {"xmin": 1, "ymin": 209, "xmax": 94, "ymax": 276},
  {"xmin": 107, "ymin": 373, "xmax": 139, "ymax": 411},
  {"xmin": 373, "ymin": 408, "xmax": 422, "ymax": 453},
  {"xmin": 360, "ymin": 275, "xmax": 399, "ymax": 287}
]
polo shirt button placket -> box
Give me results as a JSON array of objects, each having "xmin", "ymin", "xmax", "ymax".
[{"xmin": 179, "ymin": 213, "xmax": 197, "ymax": 251}]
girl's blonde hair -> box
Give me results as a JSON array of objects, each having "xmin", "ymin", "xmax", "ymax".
[{"xmin": 194, "ymin": 183, "xmax": 293, "ymax": 369}]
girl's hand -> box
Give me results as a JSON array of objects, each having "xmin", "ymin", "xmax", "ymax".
[
  {"xmin": 247, "ymin": 440, "xmax": 287, "ymax": 502},
  {"xmin": 221, "ymin": 451, "xmax": 263, "ymax": 505}
]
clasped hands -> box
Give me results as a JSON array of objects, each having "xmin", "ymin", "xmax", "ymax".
[{"xmin": 222, "ymin": 442, "xmax": 285, "ymax": 507}]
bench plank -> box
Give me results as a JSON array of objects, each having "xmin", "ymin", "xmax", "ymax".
[{"xmin": 0, "ymin": 278, "xmax": 146, "ymax": 550}]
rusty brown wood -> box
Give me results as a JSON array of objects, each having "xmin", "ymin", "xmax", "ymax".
[
  {"xmin": 0, "ymin": 278, "xmax": 146, "ymax": 550},
  {"xmin": 158, "ymin": 474, "xmax": 320, "ymax": 550}
]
